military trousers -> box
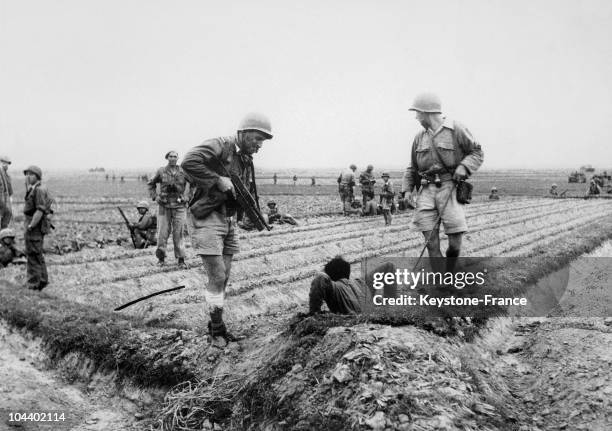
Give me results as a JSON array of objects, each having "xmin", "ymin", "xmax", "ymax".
[
  {"xmin": 157, "ymin": 205, "xmax": 186, "ymax": 259},
  {"xmin": 25, "ymin": 232, "xmax": 48, "ymax": 290},
  {"xmin": 0, "ymin": 201, "xmax": 12, "ymax": 229}
]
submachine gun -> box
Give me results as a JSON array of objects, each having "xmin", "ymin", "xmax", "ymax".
[{"xmin": 215, "ymin": 157, "xmax": 272, "ymax": 232}]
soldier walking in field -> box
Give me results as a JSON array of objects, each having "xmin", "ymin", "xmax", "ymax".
[
  {"xmin": 23, "ymin": 166, "xmax": 54, "ymax": 290},
  {"xmin": 131, "ymin": 201, "xmax": 157, "ymax": 249},
  {"xmin": 359, "ymin": 164, "xmax": 376, "ymax": 208},
  {"xmin": 311, "ymin": 176, "xmax": 316, "ymax": 186},
  {"xmin": 292, "ymin": 174, "xmax": 298, "ymax": 186},
  {"xmin": 0, "ymin": 228, "xmax": 25, "ymax": 267},
  {"xmin": 181, "ymin": 113, "xmax": 273, "ymax": 341},
  {"xmin": 379, "ymin": 173, "xmax": 395, "ymax": 225},
  {"xmin": 148, "ymin": 151, "xmax": 189, "ymax": 268},
  {"xmin": 273, "ymin": 173, "xmax": 277, "ymax": 185},
  {"xmin": 0, "ymin": 155, "xmax": 14, "ymax": 229},
  {"xmin": 338, "ymin": 164, "xmax": 357, "ymax": 215},
  {"xmin": 402, "ymin": 93, "xmax": 484, "ymax": 273}
]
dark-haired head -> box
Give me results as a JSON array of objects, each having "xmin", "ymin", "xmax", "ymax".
[{"xmin": 324, "ymin": 256, "xmax": 350, "ymax": 281}]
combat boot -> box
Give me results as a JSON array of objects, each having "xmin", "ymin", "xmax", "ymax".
[
  {"xmin": 207, "ymin": 307, "xmax": 241, "ymax": 342},
  {"xmin": 177, "ymin": 257, "xmax": 186, "ymax": 269}
]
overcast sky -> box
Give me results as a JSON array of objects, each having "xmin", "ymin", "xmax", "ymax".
[{"xmin": 1, "ymin": 0, "xmax": 611, "ymax": 171}]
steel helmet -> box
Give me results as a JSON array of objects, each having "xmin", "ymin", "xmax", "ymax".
[
  {"xmin": 491, "ymin": 186, "xmax": 497, "ymax": 191},
  {"xmin": 136, "ymin": 200, "xmax": 149, "ymax": 209},
  {"xmin": 0, "ymin": 155, "xmax": 11, "ymax": 164},
  {"xmin": 0, "ymin": 228, "xmax": 16, "ymax": 240},
  {"xmin": 409, "ymin": 92, "xmax": 442, "ymax": 113},
  {"xmin": 552, "ymin": 183, "xmax": 557, "ymax": 188},
  {"xmin": 349, "ymin": 164, "xmax": 357, "ymax": 170},
  {"xmin": 367, "ymin": 164, "xmax": 373, "ymax": 171},
  {"xmin": 23, "ymin": 165, "xmax": 43, "ymax": 180},
  {"xmin": 238, "ymin": 113, "xmax": 273, "ymax": 139}
]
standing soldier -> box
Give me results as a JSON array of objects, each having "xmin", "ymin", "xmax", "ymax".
[
  {"xmin": 131, "ymin": 201, "xmax": 157, "ymax": 249},
  {"xmin": 23, "ymin": 166, "xmax": 53, "ymax": 290},
  {"xmin": 337, "ymin": 164, "xmax": 357, "ymax": 215},
  {"xmin": 311, "ymin": 176, "xmax": 316, "ymax": 186},
  {"xmin": 359, "ymin": 164, "xmax": 376, "ymax": 208},
  {"xmin": 181, "ymin": 112, "xmax": 273, "ymax": 341},
  {"xmin": 148, "ymin": 151, "xmax": 188, "ymax": 268},
  {"xmin": 292, "ymin": 175, "xmax": 298, "ymax": 186},
  {"xmin": 273, "ymin": 173, "xmax": 278, "ymax": 185},
  {"xmin": 0, "ymin": 156, "xmax": 13, "ymax": 228},
  {"xmin": 401, "ymin": 93, "xmax": 484, "ymax": 273},
  {"xmin": 379, "ymin": 173, "xmax": 395, "ymax": 225}
]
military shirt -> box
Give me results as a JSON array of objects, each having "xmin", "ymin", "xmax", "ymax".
[
  {"xmin": 23, "ymin": 182, "xmax": 53, "ymax": 236},
  {"xmin": 402, "ymin": 118, "xmax": 484, "ymax": 192},
  {"xmin": 0, "ymin": 243, "xmax": 24, "ymax": 267},
  {"xmin": 181, "ymin": 135, "xmax": 253, "ymax": 217},
  {"xmin": 338, "ymin": 169, "xmax": 356, "ymax": 187},
  {"xmin": 0, "ymin": 169, "xmax": 11, "ymax": 203},
  {"xmin": 359, "ymin": 171, "xmax": 376, "ymax": 193},
  {"xmin": 310, "ymin": 276, "xmax": 366, "ymax": 314},
  {"xmin": 148, "ymin": 165, "xmax": 188, "ymax": 208}
]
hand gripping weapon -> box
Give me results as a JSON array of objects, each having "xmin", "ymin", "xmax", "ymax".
[{"xmin": 214, "ymin": 156, "xmax": 272, "ymax": 231}]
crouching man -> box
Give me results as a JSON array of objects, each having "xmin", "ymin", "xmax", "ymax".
[
  {"xmin": 132, "ymin": 201, "xmax": 157, "ymax": 249},
  {"xmin": 309, "ymin": 256, "xmax": 396, "ymax": 315},
  {"xmin": 0, "ymin": 228, "xmax": 25, "ymax": 267}
]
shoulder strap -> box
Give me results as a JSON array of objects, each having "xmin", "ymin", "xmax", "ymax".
[{"xmin": 429, "ymin": 125, "xmax": 458, "ymax": 173}]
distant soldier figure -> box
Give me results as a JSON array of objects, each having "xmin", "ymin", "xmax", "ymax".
[
  {"xmin": 338, "ymin": 164, "xmax": 357, "ymax": 215},
  {"xmin": 0, "ymin": 228, "xmax": 25, "ymax": 267},
  {"xmin": 120, "ymin": 176, "xmax": 125, "ymax": 183},
  {"xmin": 266, "ymin": 201, "xmax": 298, "ymax": 225},
  {"xmin": 112, "ymin": 174, "xmax": 116, "ymax": 181},
  {"xmin": 131, "ymin": 201, "xmax": 157, "ymax": 248},
  {"xmin": 359, "ymin": 164, "xmax": 376, "ymax": 208},
  {"xmin": 148, "ymin": 151, "xmax": 188, "ymax": 268},
  {"xmin": 105, "ymin": 174, "xmax": 109, "ymax": 181},
  {"xmin": 380, "ymin": 173, "xmax": 395, "ymax": 225},
  {"xmin": 489, "ymin": 186, "xmax": 500, "ymax": 200},
  {"xmin": 402, "ymin": 92, "xmax": 484, "ymax": 274},
  {"xmin": 311, "ymin": 176, "xmax": 316, "ymax": 186},
  {"xmin": 23, "ymin": 166, "xmax": 53, "ymax": 291},
  {"xmin": 550, "ymin": 183, "xmax": 559, "ymax": 197},
  {"xmin": 0, "ymin": 155, "xmax": 13, "ymax": 228},
  {"xmin": 273, "ymin": 173, "xmax": 278, "ymax": 185},
  {"xmin": 587, "ymin": 179, "xmax": 601, "ymax": 196},
  {"xmin": 293, "ymin": 175, "xmax": 298, "ymax": 186}
]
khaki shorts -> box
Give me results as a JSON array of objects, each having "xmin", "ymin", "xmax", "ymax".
[
  {"xmin": 411, "ymin": 182, "xmax": 468, "ymax": 234},
  {"xmin": 187, "ymin": 210, "xmax": 239, "ymax": 256}
]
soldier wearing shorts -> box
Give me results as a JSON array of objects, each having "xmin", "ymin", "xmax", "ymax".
[
  {"xmin": 181, "ymin": 113, "xmax": 273, "ymax": 340},
  {"xmin": 402, "ymin": 93, "xmax": 483, "ymax": 273}
]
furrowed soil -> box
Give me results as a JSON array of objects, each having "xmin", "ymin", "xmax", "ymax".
[{"xmin": 1, "ymin": 192, "xmax": 612, "ymax": 430}]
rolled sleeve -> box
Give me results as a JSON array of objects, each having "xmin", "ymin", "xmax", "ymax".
[{"xmin": 454, "ymin": 123, "xmax": 484, "ymax": 175}]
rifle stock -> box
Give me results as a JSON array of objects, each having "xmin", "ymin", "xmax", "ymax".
[{"xmin": 117, "ymin": 207, "xmax": 137, "ymax": 248}]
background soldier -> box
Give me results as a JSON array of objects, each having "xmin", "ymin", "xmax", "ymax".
[
  {"xmin": 359, "ymin": 164, "xmax": 376, "ymax": 207},
  {"xmin": 489, "ymin": 186, "xmax": 500, "ymax": 200},
  {"xmin": 0, "ymin": 228, "xmax": 25, "ymax": 267},
  {"xmin": 337, "ymin": 164, "xmax": 357, "ymax": 215},
  {"xmin": 402, "ymin": 92, "xmax": 483, "ymax": 273},
  {"xmin": 0, "ymin": 155, "xmax": 13, "ymax": 228},
  {"xmin": 181, "ymin": 112, "xmax": 273, "ymax": 341},
  {"xmin": 292, "ymin": 174, "xmax": 298, "ymax": 186},
  {"xmin": 23, "ymin": 166, "xmax": 53, "ymax": 291},
  {"xmin": 379, "ymin": 173, "xmax": 395, "ymax": 225},
  {"xmin": 273, "ymin": 173, "xmax": 277, "ymax": 185},
  {"xmin": 311, "ymin": 176, "xmax": 316, "ymax": 186},
  {"xmin": 266, "ymin": 201, "xmax": 298, "ymax": 225},
  {"xmin": 148, "ymin": 151, "xmax": 188, "ymax": 268},
  {"xmin": 549, "ymin": 183, "xmax": 558, "ymax": 196},
  {"xmin": 131, "ymin": 201, "xmax": 157, "ymax": 249}
]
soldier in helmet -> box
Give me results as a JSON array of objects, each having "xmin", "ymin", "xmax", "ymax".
[
  {"xmin": 148, "ymin": 151, "xmax": 189, "ymax": 268},
  {"xmin": 337, "ymin": 164, "xmax": 357, "ymax": 215},
  {"xmin": 549, "ymin": 183, "xmax": 559, "ymax": 197},
  {"xmin": 23, "ymin": 166, "xmax": 53, "ymax": 290},
  {"xmin": 181, "ymin": 113, "xmax": 273, "ymax": 342},
  {"xmin": 0, "ymin": 228, "xmax": 25, "ymax": 267},
  {"xmin": 131, "ymin": 201, "xmax": 158, "ymax": 249},
  {"xmin": 359, "ymin": 165, "xmax": 376, "ymax": 208},
  {"xmin": 266, "ymin": 201, "xmax": 298, "ymax": 225},
  {"xmin": 401, "ymin": 93, "xmax": 484, "ymax": 274},
  {"xmin": 489, "ymin": 186, "xmax": 500, "ymax": 200},
  {"xmin": 379, "ymin": 173, "xmax": 395, "ymax": 225},
  {"xmin": 0, "ymin": 155, "xmax": 13, "ymax": 229}
]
